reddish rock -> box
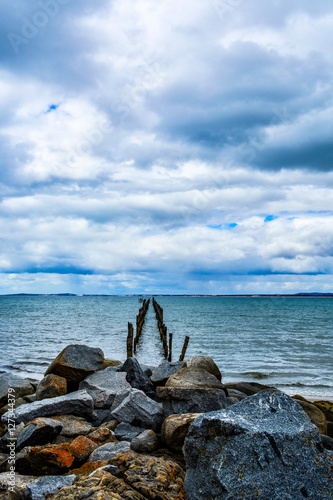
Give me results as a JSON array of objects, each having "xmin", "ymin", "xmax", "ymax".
[
  {"xmin": 70, "ymin": 459, "xmax": 109, "ymax": 476},
  {"xmin": 70, "ymin": 435, "xmax": 98, "ymax": 463},
  {"xmin": 87, "ymin": 427, "xmax": 117, "ymax": 445},
  {"xmin": 36, "ymin": 374, "xmax": 67, "ymax": 401},
  {"xmin": 16, "ymin": 443, "xmax": 75, "ymax": 475}
]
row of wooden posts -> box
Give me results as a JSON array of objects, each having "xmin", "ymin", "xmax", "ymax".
[{"xmin": 126, "ymin": 297, "xmax": 190, "ymax": 362}]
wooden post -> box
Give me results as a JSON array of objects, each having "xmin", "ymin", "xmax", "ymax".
[
  {"xmin": 127, "ymin": 322, "xmax": 133, "ymax": 358},
  {"xmin": 168, "ymin": 333, "xmax": 173, "ymax": 362},
  {"xmin": 179, "ymin": 335, "xmax": 190, "ymax": 361}
]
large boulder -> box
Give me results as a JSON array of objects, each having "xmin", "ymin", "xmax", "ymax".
[
  {"xmin": 44, "ymin": 344, "xmax": 104, "ymax": 386},
  {"xmin": 162, "ymin": 413, "xmax": 202, "ymax": 452},
  {"xmin": 0, "ymin": 373, "xmax": 35, "ymax": 408},
  {"xmin": 156, "ymin": 387, "xmax": 226, "ymax": 417},
  {"xmin": 117, "ymin": 358, "xmax": 155, "ymax": 399},
  {"xmin": 16, "ymin": 417, "xmax": 63, "ymax": 451},
  {"xmin": 183, "ymin": 356, "xmax": 222, "ymax": 381},
  {"xmin": 1, "ymin": 390, "xmax": 95, "ymax": 425},
  {"xmin": 36, "ymin": 374, "xmax": 67, "ymax": 401},
  {"xmin": 79, "ymin": 368, "xmax": 131, "ymax": 408},
  {"xmin": 111, "ymin": 389, "xmax": 164, "ymax": 431},
  {"xmin": 165, "ymin": 366, "xmax": 225, "ymax": 390},
  {"xmin": 151, "ymin": 361, "xmax": 184, "ymax": 386},
  {"xmin": 184, "ymin": 389, "xmax": 333, "ymax": 500},
  {"xmin": 130, "ymin": 429, "xmax": 158, "ymax": 453},
  {"xmin": 25, "ymin": 474, "xmax": 76, "ymax": 500}
]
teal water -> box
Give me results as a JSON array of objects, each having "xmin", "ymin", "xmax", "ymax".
[{"xmin": 0, "ymin": 295, "xmax": 332, "ymax": 398}]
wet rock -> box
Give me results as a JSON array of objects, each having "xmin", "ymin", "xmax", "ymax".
[
  {"xmin": 224, "ymin": 380, "xmax": 275, "ymax": 396},
  {"xmin": 183, "ymin": 355, "xmax": 222, "ymax": 381},
  {"xmin": 293, "ymin": 397, "xmax": 327, "ymax": 435},
  {"xmin": 79, "ymin": 368, "xmax": 130, "ymax": 408},
  {"xmin": 16, "ymin": 417, "xmax": 63, "ymax": 451},
  {"xmin": 117, "ymin": 358, "xmax": 155, "ymax": 398},
  {"xmin": 165, "ymin": 366, "xmax": 225, "ymax": 390},
  {"xmin": 55, "ymin": 414, "xmax": 92, "ymax": 437},
  {"xmin": 87, "ymin": 427, "xmax": 117, "ymax": 446},
  {"xmin": 130, "ymin": 429, "xmax": 158, "ymax": 453},
  {"xmin": 45, "ymin": 344, "xmax": 104, "ymax": 387},
  {"xmin": 157, "ymin": 387, "xmax": 226, "ymax": 417},
  {"xmin": 111, "ymin": 389, "xmax": 164, "ymax": 431},
  {"xmin": 36, "ymin": 374, "xmax": 67, "ymax": 401},
  {"xmin": 161, "ymin": 413, "xmax": 202, "ymax": 452},
  {"xmin": 2, "ymin": 390, "xmax": 94, "ymax": 425},
  {"xmin": 87, "ymin": 441, "xmax": 131, "ymax": 462},
  {"xmin": 0, "ymin": 373, "xmax": 35, "ymax": 408},
  {"xmin": 16, "ymin": 443, "xmax": 75, "ymax": 475},
  {"xmin": 151, "ymin": 361, "xmax": 184, "ymax": 386},
  {"xmin": 70, "ymin": 435, "xmax": 98, "ymax": 463},
  {"xmin": 184, "ymin": 389, "xmax": 333, "ymax": 500},
  {"xmin": 25, "ymin": 474, "xmax": 76, "ymax": 499},
  {"xmin": 114, "ymin": 422, "xmax": 143, "ymax": 442}
]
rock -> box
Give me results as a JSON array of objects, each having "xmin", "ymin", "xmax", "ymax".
[
  {"xmin": 111, "ymin": 389, "xmax": 164, "ymax": 431},
  {"xmin": 110, "ymin": 389, "xmax": 132, "ymax": 413},
  {"xmin": 0, "ymin": 373, "xmax": 35, "ymax": 408},
  {"xmin": 93, "ymin": 409, "xmax": 112, "ymax": 427},
  {"xmin": 2, "ymin": 390, "xmax": 94, "ymax": 425},
  {"xmin": 98, "ymin": 359, "xmax": 122, "ymax": 370},
  {"xmin": 157, "ymin": 387, "xmax": 227, "ymax": 417},
  {"xmin": 322, "ymin": 434, "xmax": 333, "ymax": 451},
  {"xmin": 87, "ymin": 441, "xmax": 131, "ymax": 462},
  {"xmin": 161, "ymin": 413, "xmax": 202, "ymax": 452},
  {"xmin": 24, "ymin": 394, "xmax": 37, "ymax": 404},
  {"xmin": 16, "ymin": 417, "xmax": 63, "ymax": 451},
  {"xmin": 55, "ymin": 415, "xmax": 92, "ymax": 437},
  {"xmin": 16, "ymin": 443, "xmax": 75, "ymax": 475},
  {"xmin": 44, "ymin": 344, "xmax": 104, "ymax": 387},
  {"xmin": 87, "ymin": 427, "xmax": 117, "ymax": 445},
  {"xmin": 0, "ymin": 472, "xmax": 42, "ymax": 499},
  {"xmin": 313, "ymin": 400, "xmax": 333, "ymax": 421},
  {"xmin": 165, "ymin": 366, "xmax": 225, "ymax": 391},
  {"xmin": 26, "ymin": 474, "xmax": 76, "ymax": 499},
  {"xmin": 226, "ymin": 388, "xmax": 247, "ymax": 400},
  {"xmin": 0, "ymin": 423, "xmax": 24, "ymax": 453},
  {"xmin": 36, "ymin": 374, "xmax": 67, "ymax": 401},
  {"xmin": 226, "ymin": 396, "xmax": 239, "ymax": 407},
  {"xmin": 293, "ymin": 397, "xmax": 327, "ymax": 435},
  {"xmin": 79, "ymin": 368, "xmax": 130, "ymax": 408},
  {"xmin": 55, "ymin": 452, "xmax": 186, "ymax": 500},
  {"xmin": 70, "ymin": 459, "xmax": 111, "ymax": 477},
  {"xmin": 183, "ymin": 355, "xmax": 222, "ymax": 381},
  {"xmin": 140, "ymin": 364, "xmax": 156, "ymax": 378},
  {"xmin": 114, "ymin": 422, "xmax": 143, "ymax": 442},
  {"xmin": 102, "ymin": 420, "xmax": 119, "ymax": 432},
  {"xmin": 328, "ymin": 420, "xmax": 333, "ymax": 438},
  {"xmin": 70, "ymin": 435, "xmax": 98, "ymax": 463},
  {"xmin": 130, "ymin": 429, "xmax": 158, "ymax": 453},
  {"xmin": 184, "ymin": 389, "xmax": 333, "ymax": 500},
  {"xmin": 151, "ymin": 361, "xmax": 184, "ymax": 386},
  {"xmin": 224, "ymin": 381, "xmax": 275, "ymax": 396},
  {"xmin": 0, "ymin": 453, "xmax": 8, "ymax": 473},
  {"xmin": 117, "ymin": 358, "xmax": 155, "ymax": 398}
]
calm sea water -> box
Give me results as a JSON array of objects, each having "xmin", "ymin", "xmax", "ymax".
[{"xmin": 0, "ymin": 295, "xmax": 332, "ymax": 399}]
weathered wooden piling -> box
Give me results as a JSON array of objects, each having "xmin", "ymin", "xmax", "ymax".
[
  {"xmin": 179, "ymin": 335, "xmax": 190, "ymax": 361},
  {"xmin": 134, "ymin": 298, "xmax": 150, "ymax": 351},
  {"xmin": 127, "ymin": 322, "xmax": 134, "ymax": 358},
  {"xmin": 168, "ymin": 333, "xmax": 173, "ymax": 362}
]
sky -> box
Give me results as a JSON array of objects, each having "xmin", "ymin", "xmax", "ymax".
[{"xmin": 0, "ymin": 0, "xmax": 333, "ymax": 295}]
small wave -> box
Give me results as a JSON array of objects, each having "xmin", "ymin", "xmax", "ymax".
[
  {"xmin": 241, "ymin": 371, "xmax": 270, "ymax": 380},
  {"xmin": 280, "ymin": 382, "xmax": 333, "ymax": 389}
]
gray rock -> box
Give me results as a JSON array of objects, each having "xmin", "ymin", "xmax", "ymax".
[
  {"xmin": 1, "ymin": 390, "xmax": 94, "ymax": 425},
  {"xmin": 26, "ymin": 474, "xmax": 76, "ymax": 499},
  {"xmin": 224, "ymin": 381, "xmax": 275, "ymax": 396},
  {"xmin": 111, "ymin": 388, "xmax": 164, "ymax": 431},
  {"xmin": 156, "ymin": 387, "xmax": 227, "ymax": 417},
  {"xmin": 225, "ymin": 396, "xmax": 239, "ymax": 407},
  {"xmin": 0, "ymin": 373, "xmax": 35, "ymax": 408},
  {"xmin": 16, "ymin": 418, "xmax": 63, "ymax": 451},
  {"xmin": 79, "ymin": 368, "xmax": 131, "ymax": 408},
  {"xmin": 151, "ymin": 361, "xmax": 184, "ymax": 386},
  {"xmin": 131, "ymin": 429, "xmax": 158, "ymax": 453},
  {"xmin": 88, "ymin": 441, "xmax": 131, "ymax": 462},
  {"xmin": 114, "ymin": 422, "xmax": 143, "ymax": 441},
  {"xmin": 117, "ymin": 358, "xmax": 155, "ymax": 399},
  {"xmin": 183, "ymin": 355, "xmax": 222, "ymax": 381},
  {"xmin": 54, "ymin": 414, "xmax": 92, "ymax": 437},
  {"xmin": 322, "ymin": 434, "xmax": 333, "ymax": 451},
  {"xmin": 110, "ymin": 388, "xmax": 132, "ymax": 413},
  {"xmin": 93, "ymin": 409, "xmax": 113, "ymax": 427},
  {"xmin": 0, "ymin": 472, "xmax": 41, "ymax": 497},
  {"xmin": 24, "ymin": 394, "xmax": 37, "ymax": 404},
  {"xmin": 36, "ymin": 374, "xmax": 67, "ymax": 401},
  {"xmin": 184, "ymin": 389, "xmax": 333, "ymax": 500},
  {"xmin": 0, "ymin": 422, "xmax": 25, "ymax": 452},
  {"xmin": 44, "ymin": 344, "xmax": 104, "ymax": 385},
  {"xmin": 140, "ymin": 364, "xmax": 156, "ymax": 378}
]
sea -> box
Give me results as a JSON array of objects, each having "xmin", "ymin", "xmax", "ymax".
[{"xmin": 0, "ymin": 295, "xmax": 332, "ymax": 399}]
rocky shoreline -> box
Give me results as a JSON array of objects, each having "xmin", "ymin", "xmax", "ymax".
[{"xmin": 0, "ymin": 344, "xmax": 332, "ymax": 499}]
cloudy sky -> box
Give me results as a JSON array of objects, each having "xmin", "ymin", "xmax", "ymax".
[{"xmin": 0, "ymin": 0, "xmax": 333, "ymax": 295}]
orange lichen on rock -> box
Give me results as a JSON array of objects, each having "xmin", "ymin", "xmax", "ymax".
[{"xmin": 70, "ymin": 435, "xmax": 98, "ymax": 462}]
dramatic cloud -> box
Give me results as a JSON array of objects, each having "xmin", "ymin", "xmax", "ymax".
[{"xmin": 0, "ymin": 0, "xmax": 332, "ymax": 294}]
